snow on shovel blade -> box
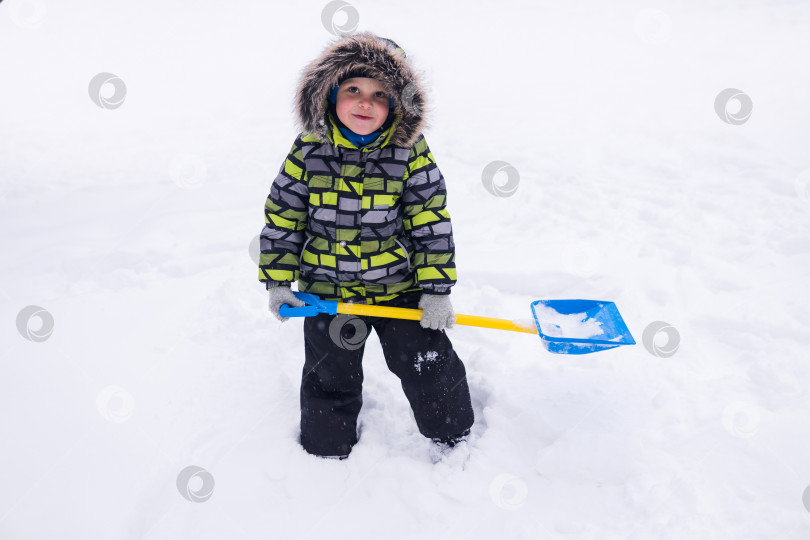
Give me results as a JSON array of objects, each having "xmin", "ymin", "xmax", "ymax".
[{"xmin": 531, "ymin": 299, "xmax": 636, "ymax": 355}]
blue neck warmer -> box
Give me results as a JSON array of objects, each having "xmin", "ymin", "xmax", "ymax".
[{"xmin": 337, "ymin": 125, "xmax": 384, "ymax": 147}]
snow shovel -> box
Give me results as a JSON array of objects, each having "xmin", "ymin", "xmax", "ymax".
[{"xmin": 280, "ymin": 292, "xmax": 635, "ymax": 355}]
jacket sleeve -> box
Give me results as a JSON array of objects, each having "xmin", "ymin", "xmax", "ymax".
[
  {"xmin": 258, "ymin": 136, "xmax": 309, "ymax": 289},
  {"xmin": 402, "ymin": 135, "xmax": 457, "ymax": 295}
]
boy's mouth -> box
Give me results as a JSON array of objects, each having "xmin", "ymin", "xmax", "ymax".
[{"xmin": 353, "ymin": 114, "xmax": 373, "ymax": 121}]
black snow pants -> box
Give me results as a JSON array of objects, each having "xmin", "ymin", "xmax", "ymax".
[{"xmin": 299, "ymin": 290, "xmax": 475, "ymax": 458}]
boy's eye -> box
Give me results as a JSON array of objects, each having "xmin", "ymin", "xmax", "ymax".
[{"xmin": 346, "ymin": 87, "xmax": 387, "ymax": 99}]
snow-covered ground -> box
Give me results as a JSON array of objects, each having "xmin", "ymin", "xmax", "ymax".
[{"xmin": 2, "ymin": 0, "xmax": 810, "ymax": 538}]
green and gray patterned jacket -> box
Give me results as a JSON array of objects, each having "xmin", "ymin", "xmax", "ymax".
[{"xmin": 258, "ymin": 33, "xmax": 456, "ymax": 304}]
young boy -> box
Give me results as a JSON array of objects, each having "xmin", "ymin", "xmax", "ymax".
[{"xmin": 259, "ymin": 32, "xmax": 474, "ymax": 460}]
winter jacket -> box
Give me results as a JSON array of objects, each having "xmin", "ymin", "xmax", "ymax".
[{"xmin": 258, "ymin": 32, "xmax": 457, "ymax": 304}]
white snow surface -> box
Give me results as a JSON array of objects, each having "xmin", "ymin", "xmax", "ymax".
[{"xmin": 2, "ymin": 1, "xmax": 810, "ymax": 539}]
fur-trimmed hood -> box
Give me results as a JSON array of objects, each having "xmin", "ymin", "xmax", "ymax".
[{"xmin": 294, "ymin": 32, "xmax": 427, "ymax": 148}]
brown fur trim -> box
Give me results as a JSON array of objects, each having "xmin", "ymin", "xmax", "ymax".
[{"xmin": 294, "ymin": 32, "xmax": 427, "ymax": 148}]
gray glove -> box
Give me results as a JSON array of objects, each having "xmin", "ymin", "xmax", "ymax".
[
  {"xmin": 268, "ymin": 286, "xmax": 306, "ymax": 322},
  {"xmin": 418, "ymin": 293, "xmax": 455, "ymax": 331}
]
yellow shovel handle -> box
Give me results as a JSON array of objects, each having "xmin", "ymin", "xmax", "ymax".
[{"xmin": 336, "ymin": 302, "xmax": 538, "ymax": 334}]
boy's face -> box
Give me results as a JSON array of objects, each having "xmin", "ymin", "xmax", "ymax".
[{"xmin": 334, "ymin": 77, "xmax": 390, "ymax": 135}]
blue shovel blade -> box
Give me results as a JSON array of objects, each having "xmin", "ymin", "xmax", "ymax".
[{"xmin": 531, "ymin": 299, "xmax": 636, "ymax": 355}]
